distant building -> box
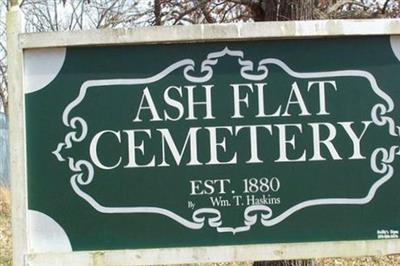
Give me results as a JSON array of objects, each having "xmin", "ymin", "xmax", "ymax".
[{"xmin": 0, "ymin": 112, "xmax": 9, "ymax": 186}]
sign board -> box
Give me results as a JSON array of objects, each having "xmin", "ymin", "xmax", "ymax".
[{"xmin": 9, "ymin": 18, "xmax": 400, "ymax": 265}]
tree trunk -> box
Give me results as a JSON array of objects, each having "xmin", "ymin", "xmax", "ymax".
[
  {"xmin": 251, "ymin": 0, "xmax": 315, "ymax": 21},
  {"xmin": 253, "ymin": 2, "xmax": 316, "ymax": 264},
  {"xmin": 154, "ymin": 0, "xmax": 161, "ymax": 25}
]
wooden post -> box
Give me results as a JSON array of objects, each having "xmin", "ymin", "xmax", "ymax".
[{"xmin": 6, "ymin": 1, "xmax": 27, "ymax": 265}]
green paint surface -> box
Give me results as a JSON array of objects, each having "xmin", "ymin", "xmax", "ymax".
[{"xmin": 26, "ymin": 36, "xmax": 400, "ymax": 251}]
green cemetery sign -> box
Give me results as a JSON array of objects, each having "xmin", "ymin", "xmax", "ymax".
[{"xmin": 15, "ymin": 20, "xmax": 400, "ymax": 264}]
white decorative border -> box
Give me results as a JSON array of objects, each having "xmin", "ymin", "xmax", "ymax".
[{"xmin": 53, "ymin": 47, "xmax": 400, "ymax": 234}]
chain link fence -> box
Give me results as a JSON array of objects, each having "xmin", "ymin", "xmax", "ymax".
[{"xmin": 0, "ymin": 112, "xmax": 9, "ymax": 187}]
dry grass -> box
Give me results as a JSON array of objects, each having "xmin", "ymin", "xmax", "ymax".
[
  {"xmin": 0, "ymin": 186, "xmax": 12, "ymax": 266},
  {"xmin": 316, "ymin": 256, "xmax": 400, "ymax": 265},
  {"xmin": 0, "ymin": 186, "xmax": 399, "ymax": 266}
]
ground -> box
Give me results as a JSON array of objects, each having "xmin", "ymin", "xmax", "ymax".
[{"xmin": 0, "ymin": 186, "xmax": 399, "ymax": 266}]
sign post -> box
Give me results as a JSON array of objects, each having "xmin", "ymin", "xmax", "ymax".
[
  {"xmin": 6, "ymin": 1, "xmax": 27, "ymax": 266},
  {"xmin": 8, "ymin": 16, "xmax": 400, "ymax": 265}
]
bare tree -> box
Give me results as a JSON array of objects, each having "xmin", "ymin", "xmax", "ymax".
[
  {"xmin": 0, "ymin": 0, "xmax": 7, "ymax": 114},
  {"xmin": 22, "ymin": 0, "xmax": 150, "ymax": 32},
  {"xmin": 156, "ymin": 0, "xmax": 400, "ymax": 24}
]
